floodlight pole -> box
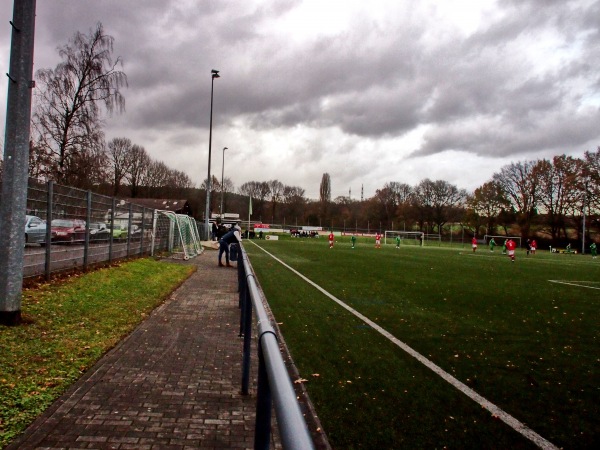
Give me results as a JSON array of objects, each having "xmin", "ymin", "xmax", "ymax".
[
  {"xmin": 204, "ymin": 69, "xmax": 220, "ymax": 241},
  {"xmin": 0, "ymin": 0, "xmax": 37, "ymax": 326},
  {"xmin": 220, "ymin": 147, "xmax": 228, "ymax": 215}
]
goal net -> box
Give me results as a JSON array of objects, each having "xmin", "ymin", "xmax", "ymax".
[
  {"xmin": 483, "ymin": 235, "xmax": 522, "ymax": 248},
  {"xmin": 152, "ymin": 211, "xmax": 203, "ymax": 260},
  {"xmin": 384, "ymin": 231, "xmax": 424, "ymax": 246}
]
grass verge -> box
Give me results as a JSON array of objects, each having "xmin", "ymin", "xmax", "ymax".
[{"xmin": 0, "ymin": 258, "xmax": 195, "ymax": 448}]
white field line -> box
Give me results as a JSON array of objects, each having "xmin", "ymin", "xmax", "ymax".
[
  {"xmin": 548, "ymin": 280, "xmax": 600, "ymax": 290},
  {"xmin": 251, "ymin": 241, "xmax": 559, "ymax": 450}
]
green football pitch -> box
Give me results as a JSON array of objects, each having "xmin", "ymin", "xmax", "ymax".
[{"xmin": 244, "ymin": 236, "xmax": 599, "ymax": 449}]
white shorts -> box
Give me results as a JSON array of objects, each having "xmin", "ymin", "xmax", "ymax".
[
  {"xmin": 508, "ymin": 250, "xmax": 515, "ymax": 256},
  {"xmin": 472, "ymin": 244, "xmax": 477, "ymax": 248}
]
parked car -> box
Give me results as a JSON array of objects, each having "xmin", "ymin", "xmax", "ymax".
[
  {"xmin": 25, "ymin": 215, "xmax": 48, "ymax": 245},
  {"xmin": 111, "ymin": 223, "xmax": 128, "ymax": 241},
  {"xmin": 129, "ymin": 224, "xmax": 143, "ymax": 241},
  {"xmin": 51, "ymin": 219, "xmax": 86, "ymax": 244},
  {"xmin": 89, "ymin": 222, "xmax": 111, "ymax": 242}
]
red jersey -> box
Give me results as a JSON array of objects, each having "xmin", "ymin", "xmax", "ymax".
[
  {"xmin": 506, "ymin": 239, "xmax": 516, "ymax": 251},
  {"xmin": 375, "ymin": 233, "xmax": 381, "ymax": 241},
  {"xmin": 328, "ymin": 233, "xmax": 334, "ymax": 241},
  {"xmin": 472, "ymin": 237, "xmax": 477, "ymax": 245}
]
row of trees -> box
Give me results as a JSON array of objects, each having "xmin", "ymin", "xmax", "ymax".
[{"xmin": 214, "ymin": 149, "xmax": 599, "ymax": 245}]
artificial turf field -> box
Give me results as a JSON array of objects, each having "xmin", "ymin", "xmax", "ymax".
[{"xmin": 244, "ymin": 236, "xmax": 599, "ymax": 449}]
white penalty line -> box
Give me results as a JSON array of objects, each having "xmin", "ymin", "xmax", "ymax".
[
  {"xmin": 548, "ymin": 280, "xmax": 600, "ymax": 290},
  {"xmin": 251, "ymin": 242, "xmax": 558, "ymax": 450}
]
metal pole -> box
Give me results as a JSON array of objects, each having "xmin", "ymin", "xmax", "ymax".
[
  {"xmin": 220, "ymin": 146, "xmax": 227, "ymax": 215},
  {"xmin": 84, "ymin": 190, "xmax": 91, "ymax": 270},
  {"xmin": 582, "ymin": 188, "xmax": 586, "ymax": 255},
  {"xmin": 0, "ymin": 0, "xmax": 37, "ymax": 326},
  {"xmin": 44, "ymin": 181, "xmax": 53, "ymax": 281},
  {"xmin": 204, "ymin": 70, "xmax": 220, "ymax": 241}
]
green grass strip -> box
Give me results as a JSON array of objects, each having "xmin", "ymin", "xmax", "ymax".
[{"xmin": 0, "ymin": 258, "xmax": 194, "ymax": 448}]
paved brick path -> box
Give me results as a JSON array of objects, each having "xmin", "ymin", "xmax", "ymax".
[{"xmin": 7, "ymin": 251, "xmax": 281, "ymax": 450}]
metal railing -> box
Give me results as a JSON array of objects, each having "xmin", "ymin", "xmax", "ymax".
[{"xmin": 236, "ymin": 243, "xmax": 315, "ymax": 450}]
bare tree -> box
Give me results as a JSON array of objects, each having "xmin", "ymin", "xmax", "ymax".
[
  {"xmin": 493, "ymin": 161, "xmax": 541, "ymax": 239},
  {"xmin": 320, "ymin": 173, "xmax": 331, "ymax": 203},
  {"xmin": 412, "ymin": 179, "xmax": 464, "ymax": 233},
  {"xmin": 107, "ymin": 137, "xmax": 133, "ymax": 195},
  {"xmin": 536, "ymin": 156, "xmax": 581, "ymax": 240},
  {"xmin": 32, "ymin": 23, "xmax": 127, "ymax": 185},
  {"xmin": 467, "ymin": 180, "xmax": 511, "ymax": 234},
  {"xmin": 282, "ymin": 185, "xmax": 306, "ymax": 222},
  {"xmin": 126, "ymin": 145, "xmax": 150, "ymax": 197},
  {"xmin": 239, "ymin": 181, "xmax": 270, "ymax": 219},
  {"xmin": 268, "ymin": 179, "xmax": 284, "ymax": 221}
]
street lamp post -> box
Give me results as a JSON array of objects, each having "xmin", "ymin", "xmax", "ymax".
[
  {"xmin": 204, "ymin": 69, "xmax": 220, "ymax": 240},
  {"xmin": 220, "ymin": 147, "xmax": 228, "ymax": 215}
]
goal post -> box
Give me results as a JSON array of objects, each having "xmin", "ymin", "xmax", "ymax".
[
  {"xmin": 483, "ymin": 235, "xmax": 522, "ymax": 248},
  {"xmin": 152, "ymin": 210, "xmax": 203, "ymax": 260},
  {"xmin": 384, "ymin": 231, "xmax": 424, "ymax": 246}
]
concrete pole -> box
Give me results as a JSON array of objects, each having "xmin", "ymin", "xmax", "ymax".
[{"xmin": 0, "ymin": 0, "xmax": 37, "ymax": 326}]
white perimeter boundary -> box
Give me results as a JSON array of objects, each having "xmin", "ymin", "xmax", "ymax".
[
  {"xmin": 251, "ymin": 241, "xmax": 558, "ymax": 450},
  {"xmin": 549, "ymin": 280, "xmax": 600, "ymax": 290}
]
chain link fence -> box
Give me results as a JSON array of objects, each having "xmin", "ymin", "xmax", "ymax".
[{"xmin": 0, "ymin": 178, "xmax": 197, "ymax": 280}]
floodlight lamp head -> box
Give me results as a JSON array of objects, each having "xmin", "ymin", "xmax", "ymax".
[
  {"xmin": 223, "ymin": 147, "xmax": 228, "ymax": 150},
  {"xmin": 211, "ymin": 69, "xmax": 219, "ymax": 74}
]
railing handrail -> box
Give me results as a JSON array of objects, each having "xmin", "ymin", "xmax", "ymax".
[{"xmin": 238, "ymin": 243, "xmax": 315, "ymax": 450}]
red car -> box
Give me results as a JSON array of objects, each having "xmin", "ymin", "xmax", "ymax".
[{"xmin": 50, "ymin": 219, "xmax": 86, "ymax": 244}]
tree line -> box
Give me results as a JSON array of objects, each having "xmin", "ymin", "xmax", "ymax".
[{"xmin": 218, "ymin": 149, "xmax": 599, "ymax": 246}]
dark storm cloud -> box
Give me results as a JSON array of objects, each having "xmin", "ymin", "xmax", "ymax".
[{"xmin": 2, "ymin": 0, "xmax": 599, "ymax": 197}]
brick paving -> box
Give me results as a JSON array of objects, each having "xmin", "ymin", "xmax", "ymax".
[{"xmin": 7, "ymin": 250, "xmax": 281, "ymax": 450}]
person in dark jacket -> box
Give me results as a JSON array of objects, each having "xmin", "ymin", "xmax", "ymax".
[{"xmin": 218, "ymin": 224, "xmax": 241, "ymax": 267}]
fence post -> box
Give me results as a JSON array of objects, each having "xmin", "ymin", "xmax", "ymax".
[
  {"xmin": 83, "ymin": 190, "xmax": 91, "ymax": 269},
  {"xmin": 126, "ymin": 203, "xmax": 132, "ymax": 257},
  {"xmin": 254, "ymin": 344, "xmax": 273, "ymax": 450},
  {"xmin": 44, "ymin": 180, "xmax": 53, "ymax": 281},
  {"xmin": 241, "ymin": 273, "xmax": 253, "ymax": 395},
  {"xmin": 139, "ymin": 208, "xmax": 145, "ymax": 256},
  {"xmin": 109, "ymin": 198, "xmax": 115, "ymax": 262}
]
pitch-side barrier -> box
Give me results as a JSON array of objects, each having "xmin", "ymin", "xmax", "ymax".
[{"xmin": 236, "ymin": 243, "xmax": 315, "ymax": 450}]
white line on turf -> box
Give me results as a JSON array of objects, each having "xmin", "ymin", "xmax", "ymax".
[
  {"xmin": 548, "ymin": 280, "xmax": 600, "ymax": 290},
  {"xmin": 251, "ymin": 241, "xmax": 559, "ymax": 450}
]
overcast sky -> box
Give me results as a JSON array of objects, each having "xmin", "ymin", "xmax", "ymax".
[{"xmin": 1, "ymin": 0, "xmax": 599, "ymax": 199}]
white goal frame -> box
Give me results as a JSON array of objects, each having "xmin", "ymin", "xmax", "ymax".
[
  {"xmin": 483, "ymin": 235, "xmax": 522, "ymax": 248},
  {"xmin": 152, "ymin": 210, "xmax": 203, "ymax": 260},
  {"xmin": 384, "ymin": 231, "xmax": 425, "ymax": 246}
]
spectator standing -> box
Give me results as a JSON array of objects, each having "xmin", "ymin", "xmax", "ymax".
[{"xmin": 218, "ymin": 224, "xmax": 241, "ymax": 267}]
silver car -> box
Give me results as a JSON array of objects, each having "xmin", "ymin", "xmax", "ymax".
[{"xmin": 25, "ymin": 215, "xmax": 48, "ymax": 245}]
